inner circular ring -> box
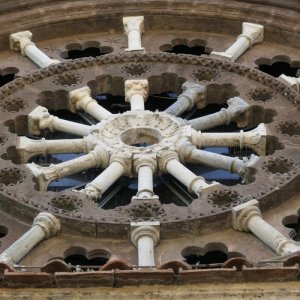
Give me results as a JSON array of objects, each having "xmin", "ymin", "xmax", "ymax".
[{"xmin": 120, "ymin": 127, "xmax": 162, "ymax": 147}]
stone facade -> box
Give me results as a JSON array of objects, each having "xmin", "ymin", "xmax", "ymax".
[{"xmin": 0, "ymin": 0, "xmax": 299, "ymax": 296}]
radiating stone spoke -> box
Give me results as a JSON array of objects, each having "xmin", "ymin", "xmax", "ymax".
[
  {"xmin": 191, "ymin": 123, "xmax": 267, "ymax": 155},
  {"xmin": 69, "ymin": 86, "xmax": 112, "ymax": 121},
  {"xmin": 179, "ymin": 142, "xmax": 258, "ymax": 177},
  {"xmin": 164, "ymin": 81, "xmax": 206, "ymax": 116},
  {"xmin": 125, "ymin": 79, "xmax": 148, "ymax": 111},
  {"xmin": 211, "ymin": 22, "xmax": 264, "ymax": 62},
  {"xmin": 28, "ymin": 106, "xmax": 93, "ymax": 137},
  {"xmin": 158, "ymin": 152, "xmax": 219, "ymax": 195},
  {"xmin": 27, "ymin": 146, "xmax": 109, "ymax": 191},
  {"xmin": 187, "ymin": 97, "xmax": 249, "ymax": 131},
  {"xmin": 10, "ymin": 31, "xmax": 60, "ymax": 68},
  {"xmin": 16, "ymin": 136, "xmax": 95, "ymax": 163},
  {"xmin": 132, "ymin": 155, "xmax": 159, "ymax": 201},
  {"xmin": 79, "ymin": 155, "xmax": 128, "ymax": 201}
]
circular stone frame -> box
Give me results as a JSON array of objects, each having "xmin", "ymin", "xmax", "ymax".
[{"xmin": 0, "ymin": 52, "xmax": 299, "ymax": 237}]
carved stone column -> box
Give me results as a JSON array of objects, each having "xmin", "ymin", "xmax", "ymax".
[
  {"xmin": 211, "ymin": 23, "xmax": 264, "ymax": 62},
  {"xmin": 69, "ymin": 86, "xmax": 112, "ymax": 121},
  {"xmin": 165, "ymin": 81, "xmax": 207, "ymax": 116},
  {"xmin": 179, "ymin": 142, "xmax": 259, "ymax": 177},
  {"xmin": 16, "ymin": 136, "xmax": 94, "ymax": 163},
  {"xmin": 125, "ymin": 79, "xmax": 149, "ymax": 111},
  {"xmin": 132, "ymin": 155, "xmax": 159, "ymax": 201},
  {"xmin": 158, "ymin": 152, "xmax": 219, "ymax": 195},
  {"xmin": 123, "ymin": 16, "xmax": 145, "ymax": 51},
  {"xmin": 80, "ymin": 154, "xmax": 129, "ymax": 201},
  {"xmin": 187, "ymin": 97, "xmax": 249, "ymax": 131},
  {"xmin": 131, "ymin": 221, "xmax": 160, "ymax": 267},
  {"xmin": 27, "ymin": 146, "xmax": 109, "ymax": 191},
  {"xmin": 10, "ymin": 31, "xmax": 60, "ymax": 68},
  {"xmin": 232, "ymin": 200, "xmax": 300, "ymax": 256},
  {"xmin": 28, "ymin": 106, "xmax": 92, "ymax": 137},
  {"xmin": 279, "ymin": 74, "xmax": 300, "ymax": 93},
  {"xmin": 0, "ymin": 212, "xmax": 60, "ymax": 266},
  {"xmin": 191, "ymin": 123, "xmax": 267, "ymax": 156}
]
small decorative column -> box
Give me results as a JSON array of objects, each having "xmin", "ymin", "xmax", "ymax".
[
  {"xmin": 191, "ymin": 123, "xmax": 267, "ymax": 156},
  {"xmin": 27, "ymin": 146, "xmax": 109, "ymax": 191},
  {"xmin": 278, "ymin": 74, "xmax": 300, "ymax": 92},
  {"xmin": 232, "ymin": 200, "xmax": 300, "ymax": 256},
  {"xmin": 132, "ymin": 156, "xmax": 159, "ymax": 201},
  {"xmin": 131, "ymin": 221, "xmax": 160, "ymax": 267},
  {"xmin": 16, "ymin": 136, "xmax": 94, "ymax": 163},
  {"xmin": 123, "ymin": 16, "xmax": 145, "ymax": 51},
  {"xmin": 158, "ymin": 152, "xmax": 219, "ymax": 195},
  {"xmin": 69, "ymin": 86, "xmax": 112, "ymax": 121},
  {"xmin": 164, "ymin": 81, "xmax": 207, "ymax": 116},
  {"xmin": 179, "ymin": 142, "xmax": 259, "ymax": 177},
  {"xmin": 0, "ymin": 212, "xmax": 60, "ymax": 266},
  {"xmin": 211, "ymin": 23, "xmax": 264, "ymax": 62},
  {"xmin": 28, "ymin": 106, "xmax": 92, "ymax": 137},
  {"xmin": 125, "ymin": 79, "xmax": 149, "ymax": 111},
  {"xmin": 10, "ymin": 31, "xmax": 60, "ymax": 68},
  {"xmin": 80, "ymin": 154, "xmax": 129, "ymax": 201},
  {"xmin": 187, "ymin": 97, "xmax": 249, "ymax": 131}
]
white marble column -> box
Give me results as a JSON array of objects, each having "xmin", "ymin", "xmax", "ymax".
[
  {"xmin": 233, "ymin": 200, "xmax": 300, "ymax": 256},
  {"xmin": 278, "ymin": 74, "xmax": 300, "ymax": 93},
  {"xmin": 69, "ymin": 86, "xmax": 112, "ymax": 121},
  {"xmin": 191, "ymin": 123, "xmax": 267, "ymax": 156},
  {"xmin": 211, "ymin": 23, "xmax": 264, "ymax": 62},
  {"xmin": 16, "ymin": 136, "xmax": 94, "ymax": 163},
  {"xmin": 131, "ymin": 222, "xmax": 160, "ymax": 267},
  {"xmin": 80, "ymin": 154, "xmax": 128, "ymax": 201},
  {"xmin": 27, "ymin": 146, "xmax": 109, "ymax": 191},
  {"xmin": 28, "ymin": 106, "xmax": 92, "ymax": 137},
  {"xmin": 132, "ymin": 156, "xmax": 158, "ymax": 201},
  {"xmin": 188, "ymin": 97, "xmax": 249, "ymax": 131},
  {"xmin": 125, "ymin": 79, "xmax": 149, "ymax": 111},
  {"xmin": 164, "ymin": 81, "xmax": 207, "ymax": 116},
  {"xmin": 179, "ymin": 142, "xmax": 259, "ymax": 177},
  {"xmin": 159, "ymin": 152, "xmax": 219, "ymax": 195},
  {"xmin": 123, "ymin": 16, "xmax": 145, "ymax": 51},
  {"xmin": 10, "ymin": 31, "xmax": 60, "ymax": 68},
  {"xmin": 0, "ymin": 212, "xmax": 60, "ymax": 266}
]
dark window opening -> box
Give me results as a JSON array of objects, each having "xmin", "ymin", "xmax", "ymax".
[
  {"xmin": 0, "ymin": 225, "xmax": 8, "ymax": 238},
  {"xmin": 258, "ymin": 62, "xmax": 299, "ymax": 77},
  {"xmin": 163, "ymin": 45, "xmax": 210, "ymax": 56},
  {"xmin": 62, "ymin": 47, "xmax": 113, "ymax": 60},
  {"xmin": 95, "ymin": 94, "xmax": 128, "ymax": 114},
  {"xmin": 0, "ymin": 68, "xmax": 19, "ymax": 87},
  {"xmin": 146, "ymin": 92, "xmax": 178, "ymax": 112},
  {"xmin": 184, "ymin": 250, "xmax": 228, "ymax": 268},
  {"xmin": 64, "ymin": 254, "xmax": 108, "ymax": 270},
  {"xmin": 284, "ymin": 217, "xmax": 300, "ymax": 241}
]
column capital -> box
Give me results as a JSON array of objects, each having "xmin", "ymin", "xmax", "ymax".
[
  {"xmin": 243, "ymin": 123, "xmax": 267, "ymax": 156},
  {"xmin": 10, "ymin": 31, "xmax": 34, "ymax": 55},
  {"xmin": 157, "ymin": 151, "xmax": 179, "ymax": 173},
  {"xmin": 223, "ymin": 97, "xmax": 249, "ymax": 125},
  {"xmin": 123, "ymin": 16, "xmax": 144, "ymax": 35},
  {"xmin": 69, "ymin": 86, "xmax": 92, "ymax": 113},
  {"xmin": 133, "ymin": 154, "xmax": 157, "ymax": 174},
  {"xmin": 33, "ymin": 212, "xmax": 61, "ymax": 238},
  {"xmin": 28, "ymin": 106, "xmax": 53, "ymax": 135},
  {"xmin": 232, "ymin": 199, "xmax": 261, "ymax": 232},
  {"xmin": 125, "ymin": 79, "xmax": 149, "ymax": 103},
  {"xmin": 239, "ymin": 22, "xmax": 264, "ymax": 47},
  {"xmin": 131, "ymin": 221, "xmax": 160, "ymax": 248},
  {"xmin": 110, "ymin": 153, "xmax": 132, "ymax": 176},
  {"xmin": 181, "ymin": 81, "xmax": 207, "ymax": 109}
]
